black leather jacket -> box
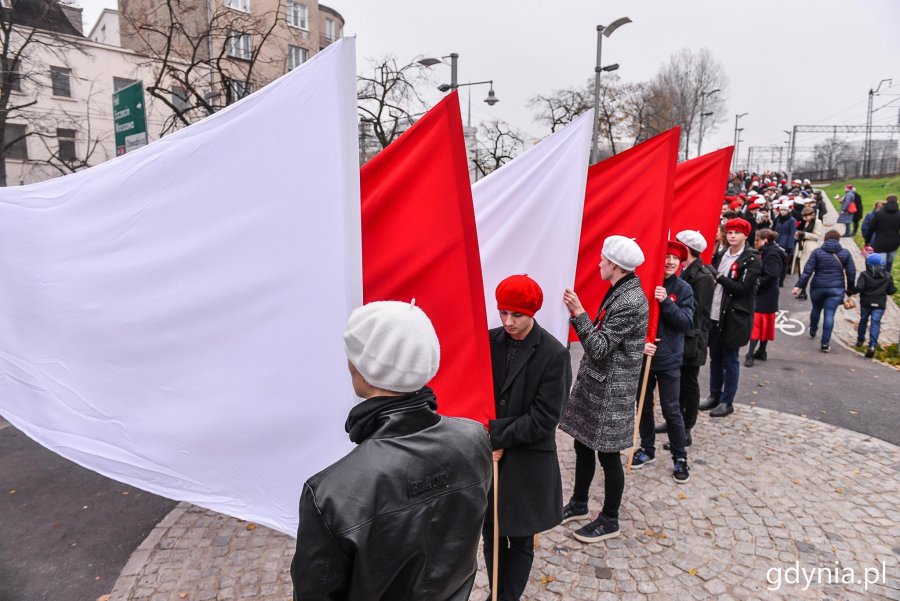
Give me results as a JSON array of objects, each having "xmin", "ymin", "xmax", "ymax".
[{"xmin": 291, "ymin": 387, "xmax": 492, "ymax": 601}]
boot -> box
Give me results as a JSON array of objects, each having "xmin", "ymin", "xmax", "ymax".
[
  {"xmin": 744, "ymin": 353, "xmax": 755, "ymax": 368},
  {"xmin": 752, "ymin": 349, "xmax": 767, "ymax": 361},
  {"xmin": 698, "ymin": 393, "xmax": 720, "ymax": 411}
]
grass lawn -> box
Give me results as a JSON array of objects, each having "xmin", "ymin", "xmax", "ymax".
[{"xmin": 821, "ymin": 175, "xmax": 900, "ymax": 305}]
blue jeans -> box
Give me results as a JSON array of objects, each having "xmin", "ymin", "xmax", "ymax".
[
  {"xmin": 877, "ymin": 251, "xmax": 896, "ymax": 274},
  {"xmin": 809, "ymin": 287, "xmax": 844, "ymax": 345},
  {"xmin": 638, "ymin": 367, "xmax": 686, "ymax": 459},
  {"xmin": 857, "ymin": 306, "xmax": 885, "ymax": 347},
  {"xmin": 708, "ymin": 321, "xmax": 740, "ymax": 406}
]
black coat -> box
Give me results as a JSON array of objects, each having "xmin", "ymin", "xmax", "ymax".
[
  {"xmin": 651, "ymin": 274, "xmax": 694, "ymax": 371},
  {"xmin": 680, "ymin": 259, "xmax": 716, "ymax": 366},
  {"xmin": 487, "ymin": 322, "xmax": 571, "ymax": 537},
  {"xmin": 712, "ymin": 247, "xmax": 763, "ymax": 348},
  {"xmin": 865, "ymin": 202, "xmax": 900, "ymax": 253},
  {"xmin": 855, "ymin": 265, "xmax": 897, "ymax": 309},
  {"xmin": 755, "ymin": 242, "xmax": 785, "ymax": 313},
  {"xmin": 292, "ymin": 389, "xmax": 492, "ymax": 601}
]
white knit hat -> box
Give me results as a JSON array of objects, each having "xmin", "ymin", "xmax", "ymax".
[
  {"xmin": 344, "ymin": 300, "xmax": 440, "ymax": 393},
  {"xmin": 675, "ymin": 230, "xmax": 707, "ymax": 253},
  {"xmin": 602, "ymin": 235, "xmax": 645, "ymax": 272}
]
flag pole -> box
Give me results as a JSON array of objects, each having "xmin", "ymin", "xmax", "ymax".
[
  {"xmin": 492, "ymin": 459, "xmax": 500, "ymax": 601},
  {"xmin": 626, "ymin": 354, "xmax": 653, "ymax": 474}
]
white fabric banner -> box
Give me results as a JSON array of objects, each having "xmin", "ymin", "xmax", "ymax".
[
  {"xmin": 0, "ymin": 38, "xmax": 361, "ymax": 536},
  {"xmin": 472, "ymin": 111, "xmax": 593, "ymax": 344}
]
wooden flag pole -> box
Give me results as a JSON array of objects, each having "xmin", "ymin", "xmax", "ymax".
[
  {"xmin": 626, "ymin": 354, "xmax": 653, "ymax": 475},
  {"xmin": 491, "ymin": 459, "xmax": 500, "ymax": 601}
]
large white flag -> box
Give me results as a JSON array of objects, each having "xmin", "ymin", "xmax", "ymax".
[
  {"xmin": 0, "ymin": 38, "xmax": 361, "ymax": 536},
  {"xmin": 472, "ymin": 111, "xmax": 593, "ymax": 344}
]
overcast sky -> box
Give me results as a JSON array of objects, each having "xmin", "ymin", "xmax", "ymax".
[{"xmin": 78, "ymin": 0, "xmax": 900, "ymax": 163}]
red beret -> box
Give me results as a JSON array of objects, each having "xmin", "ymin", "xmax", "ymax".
[
  {"xmin": 666, "ymin": 240, "xmax": 688, "ymax": 262},
  {"xmin": 729, "ymin": 200, "xmax": 743, "ymax": 210},
  {"xmin": 724, "ymin": 218, "xmax": 751, "ymax": 237},
  {"xmin": 496, "ymin": 274, "xmax": 543, "ymax": 317}
]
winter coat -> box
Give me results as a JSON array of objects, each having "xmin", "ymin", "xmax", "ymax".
[
  {"xmin": 650, "ymin": 274, "xmax": 694, "ymax": 372},
  {"xmin": 680, "ymin": 259, "xmax": 716, "ymax": 367},
  {"xmin": 559, "ymin": 274, "xmax": 648, "ymax": 453},
  {"xmin": 487, "ymin": 322, "xmax": 572, "ymax": 537},
  {"xmin": 853, "ymin": 191, "xmax": 864, "ymax": 223},
  {"xmin": 796, "ymin": 239, "xmax": 856, "ymax": 293},
  {"xmin": 712, "ymin": 247, "xmax": 762, "ymax": 348},
  {"xmin": 773, "ymin": 215, "xmax": 797, "ymax": 252},
  {"xmin": 291, "ymin": 388, "xmax": 492, "ymax": 601},
  {"xmin": 864, "ymin": 202, "xmax": 900, "ymax": 253},
  {"xmin": 837, "ymin": 191, "xmax": 855, "ymax": 225},
  {"xmin": 855, "ymin": 264, "xmax": 897, "ymax": 310},
  {"xmin": 795, "ymin": 218, "xmax": 825, "ymax": 273},
  {"xmin": 861, "ymin": 209, "xmax": 878, "ymax": 242},
  {"xmin": 755, "ymin": 241, "xmax": 786, "ymax": 313}
]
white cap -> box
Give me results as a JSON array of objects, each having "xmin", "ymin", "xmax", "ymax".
[
  {"xmin": 602, "ymin": 235, "xmax": 645, "ymax": 272},
  {"xmin": 676, "ymin": 230, "xmax": 707, "ymax": 253},
  {"xmin": 344, "ymin": 301, "xmax": 440, "ymax": 393}
]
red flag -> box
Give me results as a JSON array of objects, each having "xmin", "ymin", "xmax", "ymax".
[
  {"xmin": 672, "ymin": 147, "xmax": 734, "ymax": 264},
  {"xmin": 360, "ymin": 92, "xmax": 494, "ymax": 425},
  {"xmin": 571, "ymin": 128, "xmax": 680, "ymax": 343}
]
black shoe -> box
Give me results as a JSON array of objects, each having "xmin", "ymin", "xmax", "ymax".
[
  {"xmin": 698, "ymin": 393, "xmax": 720, "ymax": 411},
  {"xmin": 673, "ymin": 458, "xmax": 690, "ymax": 483},
  {"xmin": 665, "ymin": 429, "xmax": 692, "ymax": 452},
  {"xmin": 752, "ymin": 350, "xmax": 767, "ymax": 361},
  {"xmin": 809, "ymin": 329, "xmax": 816, "ymax": 338},
  {"xmin": 855, "ymin": 340, "xmax": 865, "ymax": 348},
  {"xmin": 744, "ymin": 354, "xmax": 755, "ymax": 368},
  {"xmin": 631, "ymin": 448, "xmax": 655, "ymax": 469},
  {"xmin": 654, "ymin": 422, "xmax": 667, "ymax": 434},
  {"xmin": 820, "ymin": 344, "xmax": 830, "ymax": 353},
  {"xmin": 573, "ymin": 514, "xmax": 620, "ymax": 543},
  {"xmin": 798, "ymin": 292, "xmax": 808, "ymax": 300},
  {"xmin": 561, "ymin": 500, "xmax": 589, "ymax": 524},
  {"xmin": 709, "ymin": 403, "xmax": 734, "ymax": 417},
  {"xmin": 865, "ymin": 348, "xmax": 875, "ymax": 359}
]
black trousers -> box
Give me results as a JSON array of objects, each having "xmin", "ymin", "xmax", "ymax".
[
  {"xmin": 482, "ymin": 524, "xmax": 533, "ymax": 601},
  {"xmin": 571, "ymin": 440, "xmax": 624, "ymax": 519},
  {"xmin": 679, "ymin": 364, "xmax": 701, "ymax": 431}
]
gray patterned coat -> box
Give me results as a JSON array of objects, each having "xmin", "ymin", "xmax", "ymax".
[{"xmin": 559, "ymin": 274, "xmax": 649, "ymax": 452}]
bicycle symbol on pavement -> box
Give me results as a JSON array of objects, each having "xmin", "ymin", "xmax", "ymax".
[{"xmin": 775, "ymin": 309, "xmax": 805, "ymax": 336}]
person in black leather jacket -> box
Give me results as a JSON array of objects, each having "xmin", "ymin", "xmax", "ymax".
[{"xmin": 291, "ymin": 301, "xmax": 492, "ymax": 601}]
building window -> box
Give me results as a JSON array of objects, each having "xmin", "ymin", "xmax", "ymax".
[
  {"xmin": 50, "ymin": 66, "xmax": 72, "ymax": 97},
  {"xmin": 171, "ymin": 86, "xmax": 190, "ymax": 111},
  {"xmin": 224, "ymin": 78, "xmax": 250, "ymax": 105},
  {"xmin": 226, "ymin": 31, "xmax": 252, "ymax": 60},
  {"xmin": 4, "ymin": 59, "xmax": 21, "ymax": 92},
  {"xmin": 4, "ymin": 123, "xmax": 28, "ymax": 160},
  {"xmin": 286, "ymin": 2, "xmax": 308, "ymax": 29},
  {"xmin": 287, "ymin": 45, "xmax": 308, "ymax": 70},
  {"xmin": 113, "ymin": 77, "xmax": 138, "ymax": 92},
  {"xmin": 224, "ymin": 0, "xmax": 250, "ymax": 11},
  {"xmin": 324, "ymin": 18, "xmax": 335, "ymax": 41},
  {"xmin": 57, "ymin": 128, "xmax": 77, "ymax": 162}
]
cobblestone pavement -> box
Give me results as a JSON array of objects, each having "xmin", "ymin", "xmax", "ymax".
[{"xmin": 109, "ymin": 405, "xmax": 900, "ymax": 601}]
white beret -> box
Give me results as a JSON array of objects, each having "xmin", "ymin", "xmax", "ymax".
[
  {"xmin": 602, "ymin": 235, "xmax": 645, "ymax": 272},
  {"xmin": 344, "ymin": 300, "xmax": 440, "ymax": 393},
  {"xmin": 675, "ymin": 230, "xmax": 707, "ymax": 253}
]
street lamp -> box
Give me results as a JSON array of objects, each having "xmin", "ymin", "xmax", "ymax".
[
  {"xmin": 420, "ymin": 52, "xmax": 498, "ymax": 113},
  {"xmin": 732, "ymin": 112, "xmax": 748, "ymax": 171},
  {"xmin": 864, "ymin": 78, "xmax": 892, "ymax": 177},
  {"xmin": 696, "ymin": 88, "xmax": 720, "ymax": 157},
  {"xmin": 591, "ymin": 17, "xmax": 632, "ymax": 163}
]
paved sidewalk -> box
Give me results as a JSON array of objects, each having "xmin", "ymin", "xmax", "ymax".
[{"xmin": 108, "ymin": 405, "xmax": 900, "ymax": 601}]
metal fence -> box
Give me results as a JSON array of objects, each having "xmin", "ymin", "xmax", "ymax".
[{"xmin": 793, "ymin": 157, "xmax": 899, "ymax": 183}]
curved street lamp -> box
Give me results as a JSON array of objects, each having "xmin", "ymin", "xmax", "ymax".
[{"xmin": 591, "ymin": 17, "xmax": 632, "ymax": 163}]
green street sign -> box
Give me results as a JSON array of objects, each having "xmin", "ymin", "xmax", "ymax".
[{"xmin": 113, "ymin": 81, "xmax": 148, "ymax": 155}]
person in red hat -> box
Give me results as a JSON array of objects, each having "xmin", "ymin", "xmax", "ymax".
[
  {"xmin": 744, "ymin": 229, "xmax": 785, "ymax": 367},
  {"xmin": 632, "ymin": 240, "xmax": 694, "ymax": 482},
  {"xmin": 699, "ymin": 219, "xmax": 762, "ymax": 418},
  {"xmin": 484, "ymin": 274, "xmax": 572, "ymax": 601}
]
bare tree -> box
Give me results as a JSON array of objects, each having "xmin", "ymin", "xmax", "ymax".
[
  {"xmin": 813, "ymin": 137, "xmax": 853, "ymax": 172},
  {"xmin": 473, "ymin": 119, "xmax": 526, "ymax": 178},
  {"xmin": 529, "ymin": 86, "xmax": 591, "ymax": 134},
  {"xmin": 357, "ymin": 56, "xmax": 430, "ymax": 152}
]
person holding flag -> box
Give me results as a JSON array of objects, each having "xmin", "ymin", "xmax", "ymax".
[
  {"xmin": 291, "ymin": 301, "xmax": 492, "ymax": 601},
  {"xmin": 483, "ymin": 275, "xmax": 572, "ymax": 601},
  {"xmin": 558, "ymin": 236, "xmax": 649, "ymax": 543}
]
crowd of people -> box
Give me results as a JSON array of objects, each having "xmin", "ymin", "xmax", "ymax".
[{"xmin": 288, "ymin": 169, "xmax": 898, "ymax": 601}]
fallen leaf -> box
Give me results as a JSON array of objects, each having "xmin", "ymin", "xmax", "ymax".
[
  {"xmin": 791, "ymin": 479, "xmax": 800, "ymax": 485},
  {"xmin": 835, "ymin": 488, "xmax": 844, "ymax": 494},
  {"xmin": 645, "ymin": 528, "xmax": 656, "ymax": 537},
  {"xmin": 179, "ymin": 593, "xmax": 188, "ymax": 599},
  {"xmin": 688, "ymin": 568, "xmax": 698, "ymax": 576},
  {"xmin": 95, "ymin": 576, "xmax": 100, "ymax": 581},
  {"xmin": 122, "ymin": 491, "xmax": 129, "ymax": 496},
  {"xmin": 97, "ymin": 595, "xmax": 111, "ymax": 601},
  {"xmin": 539, "ymin": 575, "xmax": 556, "ymax": 585},
  {"xmin": 246, "ymin": 523, "xmax": 257, "ymax": 531},
  {"xmin": 658, "ymin": 533, "xmax": 668, "ymax": 539},
  {"xmin": 719, "ymin": 493, "xmax": 729, "ymax": 498},
  {"xmin": 678, "ymin": 492, "xmax": 686, "ymax": 500},
  {"xmin": 849, "ymin": 410, "xmax": 859, "ymax": 415},
  {"xmin": 744, "ymin": 456, "xmax": 753, "ymax": 461},
  {"xmin": 8, "ymin": 489, "xmax": 15, "ymax": 494}
]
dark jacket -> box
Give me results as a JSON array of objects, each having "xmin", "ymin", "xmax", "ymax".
[
  {"xmin": 853, "ymin": 191, "xmax": 864, "ymax": 223},
  {"xmin": 680, "ymin": 259, "xmax": 716, "ymax": 366},
  {"xmin": 291, "ymin": 388, "xmax": 492, "ymax": 601},
  {"xmin": 651, "ymin": 274, "xmax": 694, "ymax": 371},
  {"xmin": 796, "ymin": 239, "xmax": 856, "ymax": 293},
  {"xmin": 773, "ymin": 214, "xmax": 797, "ymax": 252},
  {"xmin": 755, "ymin": 242, "xmax": 786, "ymax": 313},
  {"xmin": 712, "ymin": 247, "xmax": 763, "ymax": 348},
  {"xmin": 861, "ymin": 209, "xmax": 878, "ymax": 242},
  {"xmin": 487, "ymin": 322, "xmax": 571, "ymax": 537},
  {"xmin": 856, "ymin": 264, "xmax": 897, "ymax": 309},
  {"xmin": 864, "ymin": 202, "xmax": 900, "ymax": 253}
]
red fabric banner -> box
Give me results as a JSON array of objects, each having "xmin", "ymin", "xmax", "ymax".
[
  {"xmin": 360, "ymin": 92, "xmax": 494, "ymax": 425},
  {"xmin": 672, "ymin": 146, "xmax": 734, "ymax": 264},
  {"xmin": 570, "ymin": 128, "xmax": 680, "ymax": 343}
]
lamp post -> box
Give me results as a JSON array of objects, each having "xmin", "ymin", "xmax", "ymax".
[
  {"xmin": 590, "ymin": 17, "xmax": 631, "ymax": 164},
  {"xmin": 419, "ymin": 52, "xmax": 499, "ymax": 123},
  {"xmin": 732, "ymin": 112, "xmax": 748, "ymax": 171},
  {"xmin": 864, "ymin": 78, "xmax": 892, "ymax": 177},
  {"xmin": 696, "ymin": 88, "xmax": 720, "ymax": 157}
]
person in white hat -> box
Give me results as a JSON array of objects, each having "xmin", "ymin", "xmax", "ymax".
[
  {"xmin": 558, "ymin": 235, "xmax": 649, "ymax": 543},
  {"xmin": 292, "ymin": 300, "xmax": 492, "ymax": 601}
]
